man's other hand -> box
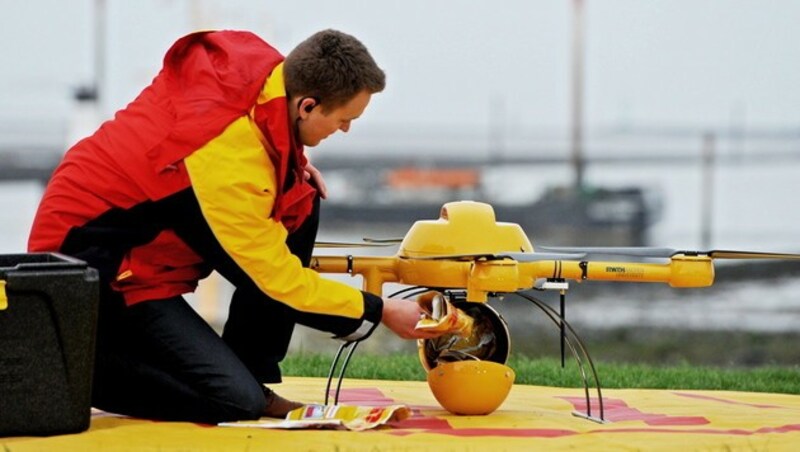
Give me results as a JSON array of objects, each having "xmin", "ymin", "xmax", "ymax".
[{"xmin": 380, "ymin": 298, "xmax": 446, "ymax": 340}]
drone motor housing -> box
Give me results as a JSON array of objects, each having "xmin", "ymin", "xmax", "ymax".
[
  {"xmin": 398, "ymin": 201, "xmax": 533, "ymax": 259},
  {"xmin": 396, "ymin": 201, "xmax": 534, "ymax": 293}
]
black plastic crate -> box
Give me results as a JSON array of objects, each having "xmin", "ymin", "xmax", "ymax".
[{"xmin": 0, "ymin": 253, "xmax": 99, "ymax": 436}]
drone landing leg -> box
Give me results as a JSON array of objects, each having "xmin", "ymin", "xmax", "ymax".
[
  {"xmin": 325, "ymin": 340, "xmax": 360, "ymax": 405},
  {"xmin": 517, "ymin": 291, "xmax": 606, "ymax": 423},
  {"xmin": 560, "ymin": 289, "xmax": 566, "ymax": 368}
]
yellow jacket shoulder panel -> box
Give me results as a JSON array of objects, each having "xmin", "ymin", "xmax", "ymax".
[{"xmin": 184, "ymin": 116, "xmax": 364, "ymax": 318}]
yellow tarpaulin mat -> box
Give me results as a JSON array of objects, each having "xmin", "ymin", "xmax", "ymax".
[{"xmin": 4, "ymin": 377, "xmax": 800, "ymax": 451}]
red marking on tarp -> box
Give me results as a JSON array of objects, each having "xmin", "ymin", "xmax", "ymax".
[
  {"xmin": 558, "ymin": 397, "xmax": 709, "ymax": 426},
  {"xmin": 756, "ymin": 424, "xmax": 800, "ymax": 434},
  {"xmin": 328, "ymin": 387, "xmax": 458, "ymax": 435},
  {"xmin": 388, "ymin": 415, "xmax": 452, "ymax": 430},
  {"xmin": 672, "ymin": 392, "xmax": 784, "ymax": 409},
  {"xmin": 326, "ymin": 387, "xmax": 800, "ymax": 439},
  {"xmin": 591, "ymin": 424, "xmax": 800, "ymax": 436},
  {"xmin": 331, "ymin": 387, "xmax": 396, "ymax": 405},
  {"xmin": 388, "ymin": 424, "xmax": 800, "ymax": 439},
  {"xmin": 387, "ymin": 428, "xmax": 579, "ymax": 438}
]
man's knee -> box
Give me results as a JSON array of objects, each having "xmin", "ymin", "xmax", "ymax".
[{"xmin": 215, "ymin": 381, "xmax": 267, "ymax": 421}]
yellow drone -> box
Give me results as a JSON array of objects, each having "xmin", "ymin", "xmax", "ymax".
[{"xmin": 311, "ymin": 200, "xmax": 800, "ymax": 421}]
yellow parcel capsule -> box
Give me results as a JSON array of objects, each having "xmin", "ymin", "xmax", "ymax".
[{"xmin": 427, "ymin": 360, "xmax": 515, "ymax": 415}]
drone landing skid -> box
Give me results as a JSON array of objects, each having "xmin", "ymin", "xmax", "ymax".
[
  {"xmin": 518, "ymin": 285, "xmax": 606, "ymax": 423},
  {"xmin": 572, "ymin": 410, "xmax": 608, "ymax": 424}
]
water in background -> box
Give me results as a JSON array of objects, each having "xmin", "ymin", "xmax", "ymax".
[
  {"xmin": 480, "ymin": 160, "xmax": 800, "ymax": 251},
  {"xmin": 2, "ymin": 160, "xmax": 799, "ymax": 359}
]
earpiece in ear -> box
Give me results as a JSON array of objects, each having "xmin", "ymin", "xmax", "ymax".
[{"xmin": 299, "ymin": 96, "xmax": 320, "ymax": 114}]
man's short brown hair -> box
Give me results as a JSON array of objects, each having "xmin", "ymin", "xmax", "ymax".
[{"xmin": 284, "ymin": 29, "xmax": 386, "ymax": 111}]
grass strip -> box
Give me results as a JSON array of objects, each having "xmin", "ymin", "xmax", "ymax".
[{"xmin": 281, "ymin": 353, "xmax": 800, "ymax": 394}]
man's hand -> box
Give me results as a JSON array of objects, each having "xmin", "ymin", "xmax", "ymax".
[
  {"xmin": 381, "ymin": 298, "xmax": 445, "ymax": 340},
  {"xmin": 304, "ymin": 162, "xmax": 328, "ymax": 199}
]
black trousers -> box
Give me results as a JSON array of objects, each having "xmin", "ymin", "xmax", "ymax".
[{"xmin": 89, "ymin": 190, "xmax": 360, "ymax": 423}]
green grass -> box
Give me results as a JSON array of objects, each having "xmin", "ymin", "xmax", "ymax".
[{"xmin": 281, "ymin": 353, "xmax": 800, "ymax": 394}]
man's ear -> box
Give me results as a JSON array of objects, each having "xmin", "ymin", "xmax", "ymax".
[{"xmin": 298, "ymin": 96, "xmax": 318, "ymax": 117}]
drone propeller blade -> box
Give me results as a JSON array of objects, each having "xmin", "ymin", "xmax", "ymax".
[
  {"xmin": 361, "ymin": 237, "xmax": 404, "ymax": 244},
  {"xmin": 404, "ymin": 253, "xmax": 503, "ymax": 261},
  {"xmin": 406, "ymin": 252, "xmax": 587, "ymax": 262},
  {"xmin": 536, "ymin": 246, "xmax": 677, "ymax": 258},
  {"xmin": 685, "ymin": 250, "xmax": 800, "ymax": 260},
  {"xmin": 314, "ymin": 241, "xmax": 395, "ymax": 248},
  {"xmin": 537, "ymin": 246, "xmax": 800, "ymax": 260},
  {"xmin": 497, "ymin": 252, "xmax": 588, "ymax": 262}
]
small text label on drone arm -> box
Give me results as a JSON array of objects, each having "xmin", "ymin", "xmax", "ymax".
[{"xmin": 602, "ymin": 265, "xmax": 646, "ymax": 280}]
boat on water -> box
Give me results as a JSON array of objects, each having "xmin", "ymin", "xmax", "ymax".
[{"xmin": 319, "ymin": 166, "xmax": 661, "ymax": 246}]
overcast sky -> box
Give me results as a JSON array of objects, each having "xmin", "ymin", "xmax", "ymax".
[{"xmin": 2, "ymin": 0, "xmax": 800, "ymax": 136}]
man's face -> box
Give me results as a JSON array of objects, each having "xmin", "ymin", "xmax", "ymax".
[{"xmin": 297, "ymin": 90, "xmax": 372, "ymax": 147}]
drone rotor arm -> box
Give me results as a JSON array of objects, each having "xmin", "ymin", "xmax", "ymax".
[{"xmin": 516, "ymin": 257, "xmax": 715, "ymax": 288}]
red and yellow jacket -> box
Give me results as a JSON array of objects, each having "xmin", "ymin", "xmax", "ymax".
[{"xmin": 29, "ymin": 31, "xmax": 380, "ymax": 327}]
